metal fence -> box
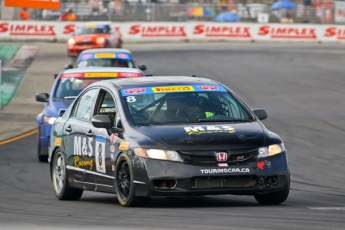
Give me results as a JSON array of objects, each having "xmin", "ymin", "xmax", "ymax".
[{"xmin": 1, "ymin": 0, "xmax": 343, "ymax": 24}]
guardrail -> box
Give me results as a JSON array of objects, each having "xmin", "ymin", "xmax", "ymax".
[{"xmin": 1, "ymin": 0, "xmax": 345, "ymax": 24}]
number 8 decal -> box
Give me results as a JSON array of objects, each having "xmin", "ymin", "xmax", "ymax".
[{"xmin": 126, "ymin": 96, "xmax": 136, "ymax": 102}]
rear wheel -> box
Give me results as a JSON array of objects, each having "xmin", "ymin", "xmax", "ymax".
[
  {"xmin": 37, "ymin": 128, "xmax": 48, "ymax": 163},
  {"xmin": 254, "ymin": 178, "xmax": 290, "ymax": 205},
  {"xmin": 115, "ymin": 154, "xmax": 150, "ymax": 207},
  {"xmin": 52, "ymin": 148, "xmax": 83, "ymax": 200}
]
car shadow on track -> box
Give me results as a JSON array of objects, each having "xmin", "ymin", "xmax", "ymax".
[{"xmin": 79, "ymin": 193, "xmax": 264, "ymax": 208}]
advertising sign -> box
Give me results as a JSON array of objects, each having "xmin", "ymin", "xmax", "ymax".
[{"xmin": 5, "ymin": 0, "xmax": 60, "ymax": 10}]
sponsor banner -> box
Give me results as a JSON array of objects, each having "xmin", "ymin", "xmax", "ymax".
[
  {"xmin": 61, "ymin": 72, "xmax": 141, "ymax": 79},
  {"xmin": 0, "ymin": 22, "xmax": 57, "ymax": 37},
  {"xmin": 1, "ymin": 21, "xmax": 345, "ymax": 43},
  {"xmin": 255, "ymin": 25, "xmax": 318, "ymax": 40},
  {"xmin": 5, "ymin": 0, "xmax": 60, "ymax": 10},
  {"xmin": 121, "ymin": 84, "xmax": 226, "ymax": 96},
  {"xmin": 322, "ymin": 26, "xmax": 345, "ymax": 41},
  {"xmin": 127, "ymin": 23, "xmax": 188, "ymax": 38},
  {"xmin": 192, "ymin": 24, "xmax": 252, "ymax": 39}
]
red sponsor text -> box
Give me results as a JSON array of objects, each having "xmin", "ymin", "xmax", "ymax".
[
  {"xmin": 129, "ymin": 25, "xmax": 186, "ymax": 37},
  {"xmin": 324, "ymin": 27, "xmax": 345, "ymax": 39},
  {"xmin": 258, "ymin": 26, "xmax": 316, "ymax": 39},
  {"xmin": 0, "ymin": 23, "xmax": 56, "ymax": 36},
  {"xmin": 193, "ymin": 24, "xmax": 251, "ymax": 38}
]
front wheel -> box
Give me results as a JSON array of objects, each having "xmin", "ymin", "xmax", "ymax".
[
  {"xmin": 52, "ymin": 148, "xmax": 83, "ymax": 200},
  {"xmin": 115, "ymin": 154, "xmax": 150, "ymax": 207},
  {"xmin": 254, "ymin": 179, "xmax": 290, "ymax": 205}
]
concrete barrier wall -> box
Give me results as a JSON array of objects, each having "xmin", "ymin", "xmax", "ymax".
[{"xmin": 1, "ymin": 21, "xmax": 345, "ymax": 42}]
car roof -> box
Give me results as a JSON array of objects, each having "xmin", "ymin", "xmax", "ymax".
[
  {"xmin": 102, "ymin": 76, "xmax": 218, "ymax": 88},
  {"xmin": 78, "ymin": 21, "xmax": 111, "ymax": 26},
  {"xmin": 80, "ymin": 48, "xmax": 131, "ymax": 55},
  {"xmin": 63, "ymin": 67, "xmax": 141, "ymax": 74}
]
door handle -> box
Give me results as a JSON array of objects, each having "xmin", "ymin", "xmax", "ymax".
[
  {"xmin": 65, "ymin": 125, "xmax": 72, "ymax": 132},
  {"xmin": 85, "ymin": 130, "xmax": 93, "ymax": 137}
]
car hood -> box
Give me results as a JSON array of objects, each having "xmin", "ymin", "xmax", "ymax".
[
  {"xmin": 44, "ymin": 99, "xmax": 73, "ymax": 117},
  {"xmin": 135, "ymin": 122, "xmax": 265, "ymax": 151},
  {"xmin": 72, "ymin": 34, "xmax": 108, "ymax": 42}
]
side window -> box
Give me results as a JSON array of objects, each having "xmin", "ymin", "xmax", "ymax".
[
  {"xmin": 96, "ymin": 90, "xmax": 117, "ymax": 124},
  {"xmin": 71, "ymin": 88, "xmax": 99, "ymax": 121}
]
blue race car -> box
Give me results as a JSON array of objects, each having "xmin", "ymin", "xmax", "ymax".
[
  {"xmin": 35, "ymin": 67, "xmax": 145, "ymax": 162},
  {"xmin": 66, "ymin": 48, "xmax": 147, "ymax": 74}
]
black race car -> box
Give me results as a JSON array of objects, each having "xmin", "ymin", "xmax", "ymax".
[{"xmin": 49, "ymin": 76, "xmax": 290, "ymax": 207}]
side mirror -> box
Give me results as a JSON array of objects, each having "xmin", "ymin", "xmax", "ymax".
[
  {"xmin": 64, "ymin": 64, "xmax": 73, "ymax": 70},
  {"xmin": 54, "ymin": 73, "xmax": 58, "ymax": 79},
  {"xmin": 58, "ymin": 109, "xmax": 66, "ymax": 117},
  {"xmin": 138, "ymin": 64, "xmax": 147, "ymax": 71},
  {"xmin": 36, "ymin": 92, "xmax": 49, "ymax": 102},
  {"xmin": 92, "ymin": 115, "xmax": 113, "ymax": 129},
  {"xmin": 252, "ymin": 108, "xmax": 267, "ymax": 121}
]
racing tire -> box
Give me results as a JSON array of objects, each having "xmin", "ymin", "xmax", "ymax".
[
  {"xmin": 115, "ymin": 153, "xmax": 151, "ymax": 207},
  {"xmin": 37, "ymin": 129, "xmax": 48, "ymax": 163},
  {"xmin": 52, "ymin": 148, "xmax": 83, "ymax": 200},
  {"xmin": 254, "ymin": 179, "xmax": 290, "ymax": 205}
]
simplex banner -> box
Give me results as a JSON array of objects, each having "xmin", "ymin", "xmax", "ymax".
[{"xmin": 0, "ymin": 21, "xmax": 345, "ymax": 42}]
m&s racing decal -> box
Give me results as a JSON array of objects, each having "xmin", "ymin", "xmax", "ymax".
[
  {"xmin": 121, "ymin": 84, "xmax": 227, "ymax": 96},
  {"xmin": 184, "ymin": 126, "xmax": 235, "ymax": 135}
]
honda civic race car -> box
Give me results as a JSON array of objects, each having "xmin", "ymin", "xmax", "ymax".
[
  {"xmin": 67, "ymin": 22, "xmax": 122, "ymax": 57},
  {"xmin": 49, "ymin": 76, "xmax": 290, "ymax": 207},
  {"xmin": 36, "ymin": 67, "xmax": 144, "ymax": 162},
  {"xmin": 68, "ymin": 48, "xmax": 147, "ymax": 73}
]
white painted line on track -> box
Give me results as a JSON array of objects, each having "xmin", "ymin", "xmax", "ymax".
[{"xmin": 307, "ymin": 207, "xmax": 345, "ymax": 211}]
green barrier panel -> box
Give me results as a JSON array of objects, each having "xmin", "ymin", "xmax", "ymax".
[
  {"xmin": 0, "ymin": 45, "xmax": 21, "ymax": 65},
  {"xmin": 0, "ymin": 69, "xmax": 25, "ymax": 107}
]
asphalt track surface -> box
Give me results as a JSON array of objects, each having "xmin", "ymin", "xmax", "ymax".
[{"xmin": 0, "ymin": 42, "xmax": 345, "ymax": 230}]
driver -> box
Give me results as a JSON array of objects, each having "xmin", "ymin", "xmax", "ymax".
[{"xmin": 172, "ymin": 95, "xmax": 214, "ymax": 120}]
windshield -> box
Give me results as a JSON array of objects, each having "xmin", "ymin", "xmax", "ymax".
[
  {"xmin": 54, "ymin": 77, "xmax": 104, "ymax": 99},
  {"xmin": 75, "ymin": 25, "xmax": 110, "ymax": 35},
  {"xmin": 120, "ymin": 85, "xmax": 254, "ymax": 125},
  {"xmin": 76, "ymin": 58, "xmax": 134, "ymax": 68}
]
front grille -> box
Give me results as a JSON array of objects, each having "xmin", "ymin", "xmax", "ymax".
[
  {"xmin": 179, "ymin": 148, "xmax": 257, "ymax": 165},
  {"xmin": 192, "ymin": 176, "xmax": 257, "ymax": 189},
  {"xmin": 75, "ymin": 42, "xmax": 96, "ymax": 46}
]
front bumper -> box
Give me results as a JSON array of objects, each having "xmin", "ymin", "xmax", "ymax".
[{"xmin": 132, "ymin": 152, "xmax": 289, "ymax": 197}]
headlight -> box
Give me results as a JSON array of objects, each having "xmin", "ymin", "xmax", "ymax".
[
  {"xmin": 134, "ymin": 148, "xmax": 183, "ymax": 162},
  {"xmin": 44, "ymin": 116, "xmax": 57, "ymax": 125},
  {"xmin": 257, "ymin": 143, "xmax": 285, "ymax": 158},
  {"xmin": 97, "ymin": 37, "xmax": 105, "ymax": 44},
  {"xmin": 68, "ymin": 38, "xmax": 75, "ymax": 45}
]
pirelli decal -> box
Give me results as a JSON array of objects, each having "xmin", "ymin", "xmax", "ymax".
[
  {"xmin": 95, "ymin": 53, "xmax": 116, "ymax": 58},
  {"xmin": 152, "ymin": 86, "xmax": 194, "ymax": 93},
  {"xmin": 184, "ymin": 126, "xmax": 235, "ymax": 135},
  {"xmin": 121, "ymin": 84, "xmax": 227, "ymax": 96},
  {"xmin": 85, "ymin": 73, "xmax": 118, "ymax": 78}
]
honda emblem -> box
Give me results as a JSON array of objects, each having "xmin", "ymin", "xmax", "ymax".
[{"xmin": 216, "ymin": 152, "xmax": 227, "ymax": 162}]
